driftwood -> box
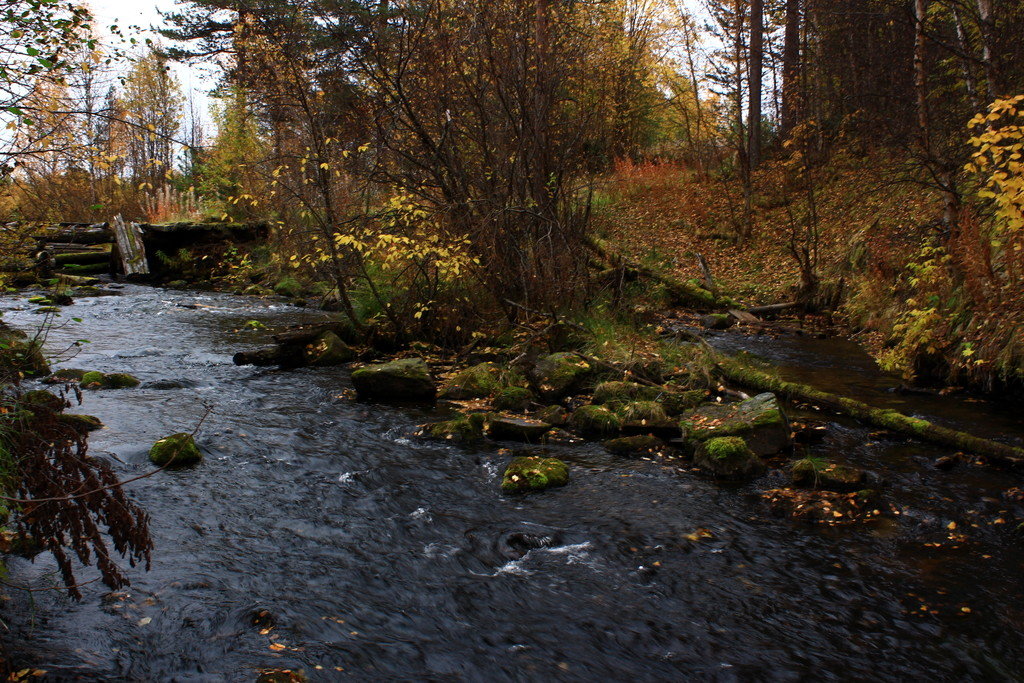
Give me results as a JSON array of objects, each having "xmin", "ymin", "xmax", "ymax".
[
  {"xmin": 715, "ymin": 353, "xmax": 1024, "ymax": 467},
  {"xmin": 33, "ymin": 225, "xmax": 112, "ymax": 245},
  {"xmin": 52, "ymin": 250, "xmax": 111, "ymax": 266},
  {"xmin": 112, "ymin": 215, "xmax": 149, "ymax": 276}
]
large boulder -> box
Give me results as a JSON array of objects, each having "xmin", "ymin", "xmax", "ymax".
[
  {"xmin": 680, "ymin": 392, "xmax": 789, "ymax": 456},
  {"xmin": 149, "ymin": 433, "xmax": 203, "ymax": 467},
  {"xmin": 492, "ymin": 386, "xmax": 533, "ymax": 412},
  {"xmin": 501, "ymin": 456, "xmax": 569, "ymax": 493},
  {"xmin": 351, "ymin": 357, "xmax": 436, "ymax": 401},
  {"xmin": 303, "ymin": 331, "xmax": 356, "ymax": 366},
  {"xmin": 694, "ymin": 436, "xmax": 766, "ymax": 481},
  {"xmin": 532, "ymin": 352, "xmax": 594, "ymax": 401}
]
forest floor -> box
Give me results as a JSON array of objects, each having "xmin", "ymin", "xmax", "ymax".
[{"xmin": 593, "ymin": 152, "xmax": 939, "ymax": 310}]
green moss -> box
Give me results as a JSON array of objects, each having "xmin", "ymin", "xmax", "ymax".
[
  {"xmin": 501, "ymin": 456, "xmax": 569, "ymax": 493},
  {"xmin": 351, "ymin": 357, "xmax": 436, "ymax": 400},
  {"xmin": 27, "ymin": 296, "xmax": 50, "ymax": 304},
  {"xmin": 492, "ymin": 386, "xmax": 533, "ymax": 412},
  {"xmin": 704, "ymin": 436, "xmax": 750, "ymax": 460},
  {"xmin": 694, "ymin": 436, "xmax": 766, "ymax": 481},
  {"xmin": 57, "ymin": 413, "xmax": 104, "ymax": 432},
  {"xmin": 80, "ymin": 370, "xmax": 105, "ymax": 388},
  {"xmin": 791, "ymin": 458, "xmax": 865, "ymax": 491},
  {"xmin": 424, "ymin": 414, "xmax": 486, "ymax": 441},
  {"xmin": 44, "ymin": 367, "xmax": 87, "ymax": 384},
  {"xmin": 592, "ymin": 381, "xmax": 661, "ymax": 405},
  {"xmin": 103, "ymin": 372, "xmax": 141, "ymax": 389},
  {"xmin": 617, "ymin": 400, "xmax": 668, "ymax": 423},
  {"xmin": 660, "ymin": 389, "xmax": 707, "ymax": 415},
  {"xmin": 439, "ymin": 362, "xmax": 505, "ymax": 399},
  {"xmin": 149, "ymin": 433, "xmax": 203, "ymax": 467},
  {"xmin": 534, "ymin": 352, "xmax": 594, "ymax": 400},
  {"xmin": 569, "ymin": 405, "xmax": 623, "ymax": 437},
  {"xmin": 535, "ymin": 405, "xmax": 568, "ymax": 426},
  {"xmin": 20, "ymin": 390, "xmax": 63, "ymax": 411},
  {"xmin": 273, "ymin": 277, "xmax": 303, "ymax": 298},
  {"xmin": 303, "ymin": 331, "xmax": 356, "ymax": 366}
]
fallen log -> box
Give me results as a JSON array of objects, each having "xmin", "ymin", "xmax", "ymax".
[
  {"xmin": 271, "ymin": 321, "xmax": 356, "ymax": 345},
  {"xmin": 747, "ymin": 302, "xmax": 799, "ymax": 317},
  {"xmin": 585, "ymin": 236, "xmax": 727, "ymax": 309},
  {"xmin": 52, "ymin": 250, "xmax": 111, "ymax": 266},
  {"xmin": 57, "ymin": 263, "xmax": 109, "ymax": 275},
  {"xmin": 715, "ymin": 353, "xmax": 1024, "ymax": 467},
  {"xmin": 33, "ymin": 226, "xmax": 113, "ymax": 245}
]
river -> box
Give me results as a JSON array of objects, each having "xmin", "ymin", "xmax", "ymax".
[{"xmin": 2, "ymin": 285, "xmax": 1024, "ymax": 680}]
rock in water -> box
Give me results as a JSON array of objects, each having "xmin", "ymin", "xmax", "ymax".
[
  {"xmin": 569, "ymin": 405, "xmax": 623, "ymax": 437},
  {"xmin": 303, "ymin": 331, "xmax": 356, "ymax": 366},
  {"xmin": 791, "ymin": 460, "xmax": 866, "ymax": 492},
  {"xmin": 603, "ymin": 435, "xmax": 665, "ymax": 455},
  {"xmin": 57, "ymin": 413, "xmax": 104, "ymax": 433},
  {"xmin": 439, "ymin": 362, "xmax": 504, "ymax": 399},
  {"xmin": 501, "ymin": 456, "xmax": 569, "ymax": 492},
  {"xmin": 351, "ymin": 357, "xmax": 436, "ymax": 400},
  {"xmin": 680, "ymin": 392, "xmax": 789, "ymax": 456},
  {"xmin": 486, "ymin": 416, "xmax": 551, "ymax": 442},
  {"xmin": 491, "ymin": 386, "xmax": 533, "ymax": 412},
  {"xmin": 694, "ymin": 436, "xmax": 766, "ymax": 481},
  {"xmin": 79, "ymin": 370, "xmax": 141, "ymax": 389},
  {"xmin": 149, "ymin": 433, "xmax": 203, "ymax": 467}
]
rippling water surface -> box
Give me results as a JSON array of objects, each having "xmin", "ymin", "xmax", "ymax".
[{"xmin": 2, "ymin": 286, "xmax": 1024, "ymax": 680}]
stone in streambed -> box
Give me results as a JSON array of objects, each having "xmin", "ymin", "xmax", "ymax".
[
  {"xmin": 791, "ymin": 459, "xmax": 866, "ymax": 492},
  {"xmin": 80, "ymin": 371, "xmax": 141, "ymax": 389},
  {"xmin": 439, "ymin": 362, "xmax": 505, "ymax": 399},
  {"xmin": 501, "ymin": 456, "xmax": 569, "ymax": 493},
  {"xmin": 43, "ymin": 368, "xmax": 87, "ymax": 384},
  {"xmin": 58, "ymin": 413, "xmax": 104, "ymax": 433},
  {"xmin": 569, "ymin": 405, "xmax": 622, "ymax": 437},
  {"xmin": 694, "ymin": 436, "xmax": 766, "ymax": 481},
  {"xmin": 351, "ymin": 357, "xmax": 436, "ymax": 400},
  {"xmin": 149, "ymin": 433, "xmax": 203, "ymax": 467},
  {"xmin": 422, "ymin": 412, "xmax": 488, "ymax": 441},
  {"xmin": 533, "ymin": 352, "xmax": 594, "ymax": 401},
  {"xmin": 303, "ymin": 331, "xmax": 356, "ymax": 366},
  {"xmin": 492, "ymin": 386, "xmax": 533, "ymax": 412},
  {"xmin": 534, "ymin": 404, "xmax": 568, "ymax": 426},
  {"xmin": 680, "ymin": 392, "xmax": 789, "ymax": 456},
  {"xmin": 603, "ymin": 434, "xmax": 665, "ymax": 455},
  {"xmin": 486, "ymin": 416, "xmax": 551, "ymax": 442}
]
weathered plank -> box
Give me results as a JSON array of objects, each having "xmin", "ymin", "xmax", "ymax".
[{"xmin": 112, "ymin": 214, "xmax": 149, "ymax": 276}]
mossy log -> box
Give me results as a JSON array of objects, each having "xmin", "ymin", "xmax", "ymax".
[
  {"xmin": 585, "ymin": 236, "xmax": 727, "ymax": 309},
  {"xmin": 716, "ymin": 355, "xmax": 1024, "ymax": 467},
  {"xmin": 52, "ymin": 249, "xmax": 111, "ymax": 266}
]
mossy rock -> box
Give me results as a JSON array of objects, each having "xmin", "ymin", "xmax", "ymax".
[
  {"xmin": 149, "ymin": 433, "xmax": 203, "ymax": 467},
  {"xmin": 33, "ymin": 306, "xmax": 62, "ymax": 314},
  {"xmin": 617, "ymin": 400, "xmax": 668, "ymax": 423},
  {"xmin": 694, "ymin": 436, "xmax": 766, "ymax": 481},
  {"xmin": 273, "ymin": 277, "xmax": 303, "ymax": 298},
  {"xmin": 569, "ymin": 405, "xmax": 623, "ymax": 437},
  {"xmin": 0, "ymin": 328, "xmax": 49, "ymax": 377},
  {"xmin": 533, "ymin": 352, "xmax": 594, "ymax": 401},
  {"xmin": 104, "ymin": 372, "xmax": 141, "ymax": 389},
  {"xmin": 439, "ymin": 362, "xmax": 505, "ymax": 399},
  {"xmin": 80, "ymin": 371, "xmax": 140, "ymax": 390},
  {"xmin": 27, "ymin": 295, "xmax": 50, "ymax": 304},
  {"xmin": 791, "ymin": 460, "xmax": 866, "ymax": 492},
  {"xmin": 58, "ymin": 413, "xmax": 104, "ymax": 433},
  {"xmin": 681, "ymin": 393, "xmax": 789, "ymax": 456},
  {"xmin": 43, "ymin": 367, "xmax": 87, "ymax": 384},
  {"xmin": 534, "ymin": 404, "xmax": 568, "ymax": 426},
  {"xmin": 501, "ymin": 456, "xmax": 569, "ymax": 493},
  {"xmin": 166, "ymin": 280, "xmax": 189, "ymax": 289},
  {"xmin": 80, "ymin": 370, "xmax": 106, "ymax": 388},
  {"xmin": 659, "ymin": 389, "xmax": 708, "ymax": 415},
  {"xmin": 603, "ymin": 435, "xmax": 665, "ymax": 456},
  {"xmin": 592, "ymin": 381, "xmax": 662, "ymax": 406},
  {"xmin": 303, "ymin": 331, "xmax": 356, "ymax": 366},
  {"xmin": 20, "ymin": 389, "xmax": 64, "ymax": 411},
  {"xmin": 423, "ymin": 413, "xmax": 488, "ymax": 441},
  {"xmin": 351, "ymin": 357, "xmax": 436, "ymax": 401},
  {"xmin": 486, "ymin": 416, "xmax": 551, "ymax": 442},
  {"xmin": 73, "ymin": 285, "xmax": 104, "ymax": 297},
  {"xmin": 492, "ymin": 386, "xmax": 533, "ymax": 412},
  {"xmin": 699, "ymin": 313, "xmax": 734, "ymax": 330}
]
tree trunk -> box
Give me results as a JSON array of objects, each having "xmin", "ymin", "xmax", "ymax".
[
  {"xmin": 781, "ymin": 0, "xmax": 801, "ymax": 138},
  {"xmin": 748, "ymin": 0, "xmax": 764, "ymax": 167}
]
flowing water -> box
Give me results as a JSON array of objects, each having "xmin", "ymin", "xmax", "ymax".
[{"xmin": 2, "ymin": 286, "xmax": 1024, "ymax": 681}]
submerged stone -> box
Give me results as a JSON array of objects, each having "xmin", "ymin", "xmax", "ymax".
[
  {"xmin": 501, "ymin": 456, "xmax": 569, "ymax": 493},
  {"xmin": 681, "ymin": 392, "xmax": 789, "ymax": 456},
  {"xmin": 603, "ymin": 435, "xmax": 665, "ymax": 456},
  {"xmin": 149, "ymin": 432, "xmax": 203, "ymax": 467},
  {"xmin": 80, "ymin": 371, "xmax": 141, "ymax": 390},
  {"xmin": 43, "ymin": 367, "xmax": 88, "ymax": 384},
  {"xmin": 351, "ymin": 357, "xmax": 436, "ymax": 401},
  {"xmin": 694, "ymin": 436, "xmax": 766, "ymax": 481},
  {"xmin": 791, "ymin": 460, "xmax": 866, "ymax": 492}
]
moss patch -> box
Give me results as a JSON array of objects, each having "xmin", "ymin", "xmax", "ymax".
[
  {"xmin": 501, "ymin": 456, "xmax": 569, "ymax": 493},
  {"xmin": 149, "ymin": 433, "xmax": 203, "ymax": 467},
  {"xmin": 694, "ymin": 436, "xmax": 765, "ymax": 481},
  {"xmin": 492, "ymin": 386, "xmax": 533, "ymax": 412},
  {"xmin": 569, "ymin": 405, "xmax": 623, "ymax": 437}
]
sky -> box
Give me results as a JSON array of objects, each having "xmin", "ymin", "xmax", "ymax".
[{"xmin": 87, "ymin": 0, "xmax": 216, "ymax": 122}]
